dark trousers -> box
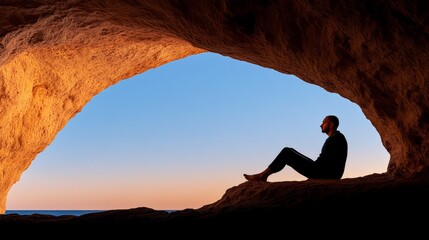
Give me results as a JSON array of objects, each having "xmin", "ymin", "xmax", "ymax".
[{"xmin": 268, "ymin": 147, "xmax": 318, "ymax": 179}]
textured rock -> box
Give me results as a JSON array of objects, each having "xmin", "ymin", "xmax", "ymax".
[{"xmin": 0, "ymin": 0, "xmax": 428, "ymax": 214}]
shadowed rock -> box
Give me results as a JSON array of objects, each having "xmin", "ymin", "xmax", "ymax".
[{"xmin": 1, "ymin": 173, "xmax": 428, "ymax": 236}]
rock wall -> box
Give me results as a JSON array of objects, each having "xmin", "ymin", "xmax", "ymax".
[{"xmin": 0, "ymin": 0, "xmax": 428, "ymax": 213}]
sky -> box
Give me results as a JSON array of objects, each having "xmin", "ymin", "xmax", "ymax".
[{"xmin": 6, "ymin": 52, "xmax": 390, "ymax": 211}]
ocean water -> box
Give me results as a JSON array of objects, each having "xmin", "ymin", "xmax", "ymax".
[
  {"xmin": 5, "ymin": 210, "xmax": 103, "ymax": 216},
  {"xmin": 5, "ymin": 209, "xmax": 176, "ymax": 216}
]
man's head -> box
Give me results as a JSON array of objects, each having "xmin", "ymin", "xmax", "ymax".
[{"xmin": 320, "ymin": 115, "xmax": 339, "ymax": 135}]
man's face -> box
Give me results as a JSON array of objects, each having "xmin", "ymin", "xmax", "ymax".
[{"xmin": 320, "ymin": 117, "xmax": 332, "ymax": 133}]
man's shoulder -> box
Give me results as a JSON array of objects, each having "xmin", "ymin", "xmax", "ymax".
[
  {"xmin": 325, "ymin": 131, "xmax": 346, "ymax": 143},
  {"xmin": 332, "ymin": 131, "xmax": 347, "ymax": 140}
]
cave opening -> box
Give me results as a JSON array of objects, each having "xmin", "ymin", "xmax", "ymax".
[{"xmin": 5, "ymin": 52, "xmax": 389, "ymax": 213}]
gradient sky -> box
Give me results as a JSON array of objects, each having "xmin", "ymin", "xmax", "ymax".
[{"xmin": 6, "ymin": 52, "xmax": 390, "ymax": 211}]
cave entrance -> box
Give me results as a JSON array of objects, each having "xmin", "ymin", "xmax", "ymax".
[{"xmin": 6, "ymin": 52, "xmax": 389, "ymax": 212}]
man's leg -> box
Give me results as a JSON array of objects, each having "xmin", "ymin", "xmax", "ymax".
[
  {"xmin": 244, "ymin": 147, "xmax": 316, "ymax": 181},
  {"xmin": 268, "ymin": 147, "xmax": 317, "ymax": 178}
]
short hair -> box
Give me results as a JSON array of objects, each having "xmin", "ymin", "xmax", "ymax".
[{"xmin": 326, "ymin": 115, "xmax": 339, "ymax": 129}]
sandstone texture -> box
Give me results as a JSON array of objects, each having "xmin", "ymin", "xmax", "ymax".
[{"xmin": 0, "ymin": 0, "xmax": 428, "ymax": 217}]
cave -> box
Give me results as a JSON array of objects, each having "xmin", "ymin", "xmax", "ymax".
[{"xmin": 0, "ymin": 0, "xmax": 428, "ymax": 224}]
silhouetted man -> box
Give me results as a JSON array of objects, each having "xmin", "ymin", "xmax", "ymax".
[{"xmin": 244, "ymin": 115, "xmax": 348, "ymax": 181}]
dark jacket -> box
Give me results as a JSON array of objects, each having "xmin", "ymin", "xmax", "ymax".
[{"xmin": 315, "ymin": 131, "xmax": 348, "ymax": 179}]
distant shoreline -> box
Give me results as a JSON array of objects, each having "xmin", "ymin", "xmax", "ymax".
[
  {"xmin": 5, "ymin": 210, "xmax": 104, "ymax": 216},
  {"xmin": 5, "ymin": 209, "xmax": 176, "ymax": 216}
]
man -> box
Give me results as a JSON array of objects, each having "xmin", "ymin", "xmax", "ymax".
[{"xmin": 244, "ymin": 115, "xmax": 348, "ymax": 181}]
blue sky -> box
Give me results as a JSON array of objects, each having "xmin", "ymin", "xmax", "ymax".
[{"xmin": 6, "ymin": 52, "xmax": 389, "ymax": 210}]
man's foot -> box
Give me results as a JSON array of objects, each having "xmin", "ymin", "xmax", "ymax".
[{"xmin": 243, "ymin": 173, "xmax": 267, "ymax": 182}]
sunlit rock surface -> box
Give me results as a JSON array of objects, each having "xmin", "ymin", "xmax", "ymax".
[{"xmin": 0, "ymin": 0, "xmax": 428, "ymax": 216}]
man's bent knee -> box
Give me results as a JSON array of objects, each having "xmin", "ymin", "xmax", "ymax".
[{"xmin": 281, "ymin": 147, "xmax": 294, "ymax": 155}]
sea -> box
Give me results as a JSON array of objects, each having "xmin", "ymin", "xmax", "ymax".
[
  {"xmin": 5, "ymin": 210, "xmax": 104, "ymax": 216},
  {"xmin": 5, "ymin": 209, "xmax": 176, "ymax": 216}
]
